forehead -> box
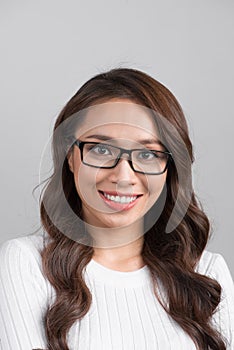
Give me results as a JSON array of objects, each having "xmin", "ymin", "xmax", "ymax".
[{"xmin": 75, "ymin": 100, "xmax": 158, "ymax": 140}]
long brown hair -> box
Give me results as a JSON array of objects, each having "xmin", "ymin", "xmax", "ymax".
[{"xmin": 38, "ymin": 68, "xmax": 227, "ymax": 349}]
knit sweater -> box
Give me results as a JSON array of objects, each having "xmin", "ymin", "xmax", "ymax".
[{"xmin": 0, "ymin": 230, "xmax": 234, "ymax": 350}]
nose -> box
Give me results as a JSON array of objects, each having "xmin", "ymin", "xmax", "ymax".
[{"xmin": 108, "ymin": 157, "xmax": 137, "ymax": 185}]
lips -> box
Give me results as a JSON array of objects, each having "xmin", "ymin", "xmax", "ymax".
[
  {"xmin": 99, "ymin": 190, "xmax": 142, "ymax": 197},
  {"xmin": 98, "ymin": 190, "xmax": 143, "ymax": 211}
]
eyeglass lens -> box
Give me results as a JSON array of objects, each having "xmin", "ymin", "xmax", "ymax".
[{"xmin": 82, "ymin": 143, "xmax": 168, "ymax": 173}]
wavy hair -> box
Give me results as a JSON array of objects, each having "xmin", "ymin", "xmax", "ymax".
[{"xmin": 38, "ymin": 68, "xmax": 227, "ymax": 349}]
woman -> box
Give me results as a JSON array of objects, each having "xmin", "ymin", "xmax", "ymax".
[{"xmin": 0, "ymin": 68, "xmax": 234, "ymax": 350}]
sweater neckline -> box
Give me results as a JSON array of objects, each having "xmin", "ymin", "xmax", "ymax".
[{"xmin": 85, "ymin": 258, "xmax": 151, "ymax": 288}]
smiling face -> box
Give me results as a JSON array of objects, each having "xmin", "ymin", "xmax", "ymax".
[{"xmin": 67, "ymin": 99, "xmax": 168, "ymax": 231}]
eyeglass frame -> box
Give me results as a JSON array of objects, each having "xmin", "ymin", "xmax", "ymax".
[{"xmin": 73, "ymin": 140, "xmax": 173, "ymax": 175}]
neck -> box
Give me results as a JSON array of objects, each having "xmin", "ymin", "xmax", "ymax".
[
  {"xmin": 85, "ymin": 218, "xmax": 145, "ymax": 266},
  {"xmin": 92, "ymin": 235, "xmax": 145, "ymax": 271}
]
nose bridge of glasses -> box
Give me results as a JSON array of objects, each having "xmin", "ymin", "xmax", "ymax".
[
  {"xmin": 112, "ymin": 148, "xmax": 133, "ymax": 171},
  {"xmin": 114, "ymin": 151, "xmax": 135, "ymax": 176},
  {"xmin": 118, "ymin": 148, "xmax": 132, "ymax": 161}
]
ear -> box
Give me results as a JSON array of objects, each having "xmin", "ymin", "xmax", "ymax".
[{"xmin": 67, "ymin": 149, "xmax": 74, "ymax": 173}]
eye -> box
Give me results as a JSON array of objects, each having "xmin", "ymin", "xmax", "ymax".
[
  {"xmin": 92, "ymin": 144, "xmax": 111, "ymax": 155},
  {"xmin": 138, "ymin": 150, "xmax": 156, "ymax": 160}
]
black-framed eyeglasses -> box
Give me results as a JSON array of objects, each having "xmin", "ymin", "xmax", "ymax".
[{"xmin": 73, "ymin": 140, "xmax": 172, "ymax": 175}]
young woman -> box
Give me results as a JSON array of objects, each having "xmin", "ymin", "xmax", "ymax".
[{"xmin": 0, "ymin": 68, "xmax": 234, "ymax": 350}]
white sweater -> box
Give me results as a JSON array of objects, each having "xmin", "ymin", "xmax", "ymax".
[{"xmin": 0, "ymin": 231, "xmax": 234, "ymax": 350}]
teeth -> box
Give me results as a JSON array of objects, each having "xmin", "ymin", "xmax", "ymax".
[{"xmin": 103, "ymin": 192, "xmax": 137, "ymax": 204}]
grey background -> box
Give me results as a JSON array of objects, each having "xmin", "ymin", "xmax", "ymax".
[{"xmin": 0, "ymin": 0, "xmax": 233, "ymax": 276}]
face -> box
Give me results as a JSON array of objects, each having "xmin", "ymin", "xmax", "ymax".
[{"xmin": 67, "ymin": 99, "xmax": 168, "ymax": 230}]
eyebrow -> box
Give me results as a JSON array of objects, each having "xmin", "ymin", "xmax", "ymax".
[{"xmin": 84, "ymin": 134, "xmax": 163, "ymax": 146}]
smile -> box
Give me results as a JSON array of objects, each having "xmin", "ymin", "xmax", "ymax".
[
  {"xmin": 98, "ymin": 191, "xmax": 143, "ymax": 210},
  {"xmin": 103, "ymin": 192, "xmax": 137, "ymax": 203}
]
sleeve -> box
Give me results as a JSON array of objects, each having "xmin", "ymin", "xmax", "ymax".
[
  {"xmin": 208, "ymin": 253, "xmax": 234, "ymax": 350},
  {"xmin": 0, "ymin": 238, "xmax": 49, "ymax": 350}
]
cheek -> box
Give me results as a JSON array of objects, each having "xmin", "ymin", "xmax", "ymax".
[
  {"xmin": 74, "ymin": 165, "xmax": 97, "ymax": 212},
  {"xmin": 74, "ymin": 165, "xmax": 105, "ymax": 190},
  {"xmin": 73, "ymin": 165, "xmax": 112, "ymax": 212},
  {"xmin": 147, "ymin": 173, "xmax": 167, "ymax": 201},
  {"xmin": 74, "ymin": 164, "xmax": 95, "ymax": 196}
]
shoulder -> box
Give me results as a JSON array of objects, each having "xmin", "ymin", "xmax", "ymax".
[
  {"xmin": 0, "ymin": 232, "xmax": 52, "ymax": 349},
  {"xmin": 196, "ymin": 249, "xmax": 233, "ymax": 279},
  {"xmin": 0, "ymin": 230, "xmax": 45, "ymax": 265},
  {"xmin": 196, "ymin": 249, "xmax": 234, "ymax": 302},
  {"xmin": 0, "ymin": 230, "xmax": 49, "ymax": 294},
  {"xmin": 197, "ymin": 250, "xmax": 234, "ymax": 342}
]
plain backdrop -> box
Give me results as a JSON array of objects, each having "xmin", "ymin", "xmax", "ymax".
[{"xmin": 0, "ymin": 0, "xmax": 233, "ymax": 276}]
